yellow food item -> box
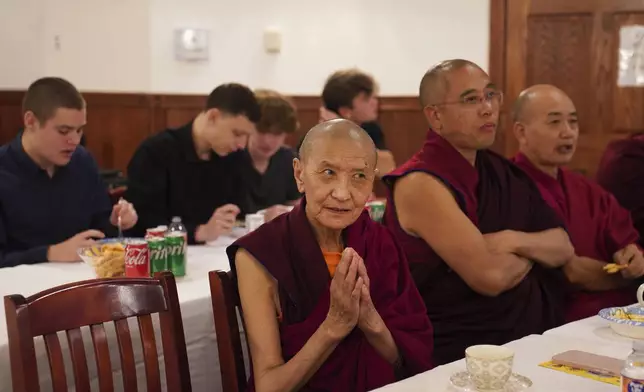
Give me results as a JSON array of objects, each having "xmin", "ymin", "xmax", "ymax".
[
  {"xmin": 86, "ymin": 242, "xmax": 125, "ymax": 278},
  {"xmin": 603, "ymin": 263, "xmax": 627, "ymax": 274},
  {"xmin": 613, "ymin": 308, "xmax": 644, "ymax": 323}
]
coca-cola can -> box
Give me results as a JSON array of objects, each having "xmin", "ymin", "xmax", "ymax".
[{"xmin": 125, "ymin": 240, "xmax": 150, "ymax": 278}]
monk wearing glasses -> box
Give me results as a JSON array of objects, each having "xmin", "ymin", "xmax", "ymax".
[{"xmin": 383, "ymin": 60, "xmax": 574, "ymax": 365}]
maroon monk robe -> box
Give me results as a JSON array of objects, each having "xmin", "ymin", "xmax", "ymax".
[
  {"xmin": 512, "ymin": 153, "xmax": 640, "ymax": 322},
  {"xmin": 597, "ymin": 133, "xmax": 644, "ymax": 247},
  {"xmin": 226, "ymin": 198, "xmax": 434, "ymax": 392},
  {"xmin": 382, "ymin": 129, "xmax": 568, "ymax": 366}
]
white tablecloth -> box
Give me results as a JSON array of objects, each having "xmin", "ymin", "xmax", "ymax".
[
  {"xmin": 0, "ymin": 232, "xmax": 244, "ymax": 392},
  {"xmin": 373, "ymin": 334, "xmax": 631, "ymax": 392},
  {"xmin": 545, "ymin": 315, "xmax": 635, "ymax": 350}
]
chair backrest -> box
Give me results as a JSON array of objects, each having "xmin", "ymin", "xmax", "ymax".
[
  {"xmin": 208, "ymin": 270, "xmax": 247, "ymax": 392},
  {"xmin": 108, "ymin": 186, "xmax": 127, "ymax": 205},
  {"xmin": 4, "ymin": 271, "xmax": 192, "ymax": 392}
]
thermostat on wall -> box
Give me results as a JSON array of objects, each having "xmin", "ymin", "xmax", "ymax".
[{"xmin": 174, "ymin": 28, "xmax": 210, "ymax": 62}]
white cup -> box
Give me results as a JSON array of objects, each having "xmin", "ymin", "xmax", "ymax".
[
  {"xmin": 245, "ymin": 213, "xmax": 265, "ymax": 233},
  {"xmin": 465, "ymin": 345, "xmax": 514, "ymax": 391},
  {"xmin": 637, "ymin": 283, "xmax": 644, "ymax": 306}
]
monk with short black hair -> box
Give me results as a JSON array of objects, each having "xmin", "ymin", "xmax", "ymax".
[
  {"xmin": 227, "ymin": 119, "xmax": 433, "ymax": 392},
  {"xmin": 383, "ymin": 59, "xmax": 574, "ymax": 365},
  {"xmin": 511, "ymin": 84, "xmax": 644, "ymax": 322}
]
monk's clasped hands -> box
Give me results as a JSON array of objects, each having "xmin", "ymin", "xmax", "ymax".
[{"xmin": 324, "ymin": 247, "xmax": 382, "ymax": 341}]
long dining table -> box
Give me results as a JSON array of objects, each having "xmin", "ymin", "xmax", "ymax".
[
  {"xmin": 2, "ymin": 229, "xmax": 640, "ymax": 392},
  {"xmin": 373, "ymin": 312, "xmax": 638, "ymax": 391},
  {"xmin": 0, "ymin": 231, "xmax": 245, "ymax": 392}
]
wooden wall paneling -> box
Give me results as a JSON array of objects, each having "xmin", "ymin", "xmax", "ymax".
[
  {"xmin": 378, "ymin": 97, "xmax": 425, "ymax": 165},
  {"xmin": 612, "ymin": 13, "xmax": 644, "ymax": 134},
  {"xmin": 530, "ymin": 0, "xmax": 644, "ymax": 14},
  {"xmin": 156, "ymin": 94, "xmax": 205, "ymax": 131},
  {"xmin": 0, "ymin": 91, "xmax": 23, "ymax": 144},
  {"xmin": 489, "ymin": 0, "xmax": 508, "ymax": 155},
  {"xmin": 83, "ymin": 93, "xmax": 154, "ymax": 172},
  {"xmin": 502, "ymin": 0, "xmax": 531, "ymax": 156},
  {"xmin": 289, "ymin": 96, "xmax": 322, "ymax": 149}
]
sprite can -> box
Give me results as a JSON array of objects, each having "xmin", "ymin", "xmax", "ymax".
[
  {"xmin": 366, "ymin": 200, "xmax": 386, "ymax": 223},
  {"xmin": 165, "ymin": 232, "xmax": 186, "ymax": 277},
  {"xmin": 148, "ymin": 237, "xmax": 168, "ymax": 276}
]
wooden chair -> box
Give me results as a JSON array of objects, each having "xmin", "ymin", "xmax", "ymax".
[
  {"xmin": 208, "ymin": 270, "xmax": 247, "ymax": 392},
  {"xmin": 4, "ymin": 271, "xmax": 192, "ymax": 392}
]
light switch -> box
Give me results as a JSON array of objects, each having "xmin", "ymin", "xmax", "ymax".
[{"xmin": 263, "ymin": 27, "xmax": 282, "ymax": 54}]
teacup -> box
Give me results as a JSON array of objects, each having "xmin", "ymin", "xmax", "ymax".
[
  {"xmin": 465, "ymin": 345, "xmax": 514, "ymax": 391},
  {"xmin": 637, "ymin": 283, "xmax": 644, "ymax": 305}
]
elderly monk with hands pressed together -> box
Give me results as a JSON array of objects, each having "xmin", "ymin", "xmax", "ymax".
[
  {"xmin": 383, "ymin": 60, "xmax": 574, "ymax": 366},
  {"xmin": 226, "ymin": 119, "xmax": 433, "ymax": 392},
  {"xmin": 511, "ymin": 84, "xmax": 644, "ymax": 322}
]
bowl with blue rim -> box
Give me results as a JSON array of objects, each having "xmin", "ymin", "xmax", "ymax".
[{"xmin": 598, "ymin": 304, "xmax": 644, "ymax": 339}]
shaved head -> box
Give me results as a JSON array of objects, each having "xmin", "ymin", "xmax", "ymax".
[
  {"xmin": 294, "ymin": 119, "xmax": 378, "ymax": 231},
  {"xmin": 419, "ymin": 59, "xmax": 485, "ymax": 107},
  {"xmin": 512, "ymin": 84, "xmax": 579, "ymax": 169},
  {"xmin": 298, "ymin": 119, "xmax": 377, "ymax": 166},
  {"xmin": 512, "ymin": 84, "xmax": 573, "ymax": 123}
]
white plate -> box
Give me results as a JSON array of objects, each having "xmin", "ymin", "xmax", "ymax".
[{"xmin": 449, "ymin": 371, "xmax": 533, "ymax": 392}]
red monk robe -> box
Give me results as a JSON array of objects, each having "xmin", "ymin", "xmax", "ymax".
[
  {"xmin": 383, "ymin": 129, "xmax": 568, "ymax": 366},
  {"xmin": 597, "ymin": 133, "xmax": 644, "ymax": 247},
  {"xmin": 226, "ymin": 199, "xmax": 434, "ymax": 392},
  {"xmin": 512, "ymin": 153, "xmax": 640, "ymax": 322}
]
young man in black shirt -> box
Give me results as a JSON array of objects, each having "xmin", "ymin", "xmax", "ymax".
[
  {"xmin": 316, "ymin": 69, "xmax": 396, "ymax": 178},
  {"xmin": 0, "ymin": 77, "xmax": 137, "ymax": 267},
  {"xmin": 125, "ymin": 83, "xmax": 261, "ymax": 244},
  {"xmin": 239, "ymin": 90, "xmax": 301, "ymax": 220}
]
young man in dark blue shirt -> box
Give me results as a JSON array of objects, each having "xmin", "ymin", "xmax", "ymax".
[{"xmin": 0, "ymin": 77, "xmax": 137, "ymax": 268}]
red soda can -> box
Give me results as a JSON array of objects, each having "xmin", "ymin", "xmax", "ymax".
[{"xmin": 125, "ymin": 240, "xmax": 150, "ymax": 278}]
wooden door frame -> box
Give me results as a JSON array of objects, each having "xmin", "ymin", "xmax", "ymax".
[{"xmin": 488, "ymin": 0, "xmax": 530, "ymax": 156}]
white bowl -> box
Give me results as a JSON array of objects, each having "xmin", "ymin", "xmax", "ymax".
[
  {"xmin": 598, "ymin": 305, "xmax": 644, "ymax": 339},
  {"xmin": 77, "ymin": 238, "xmax": 137, "ymax": 278}
]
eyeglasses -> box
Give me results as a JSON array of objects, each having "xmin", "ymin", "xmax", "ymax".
[{"xmin": 430, "ymin": 90, "xmax": 504, "ymax": 107}]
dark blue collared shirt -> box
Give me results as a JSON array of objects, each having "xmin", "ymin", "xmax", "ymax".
[{"xmin": 0, "ymin": 133, "xmax": 113, "ymax": 268}]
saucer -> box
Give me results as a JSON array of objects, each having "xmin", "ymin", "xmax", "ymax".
[{"xmin": 450, "ymin": 371, "xmax": 533, "ymax": 391}]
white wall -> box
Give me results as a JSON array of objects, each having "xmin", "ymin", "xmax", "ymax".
[
  {"xmin": 0, "ymin": 0, "xmax": 490, "ymax": 95},
  {"xmin": 0, "ymin": 0, "xmax": 46, "ymax": 89}
]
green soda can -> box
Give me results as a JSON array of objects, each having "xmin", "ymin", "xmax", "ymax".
[
  {"xmin": 366, "ymin": 200, "xmax": 386, "ymax": 223},
  {"xmin": 148, "ymin": 237, "xmax": 168, "ymax": 276},
  {"xmin": 165, "ymin": 232, "xmax": 186, "ymax": 277}
]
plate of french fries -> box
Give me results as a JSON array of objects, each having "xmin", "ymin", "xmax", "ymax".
[{"xmin": 78, "ymin": 238, "xmax": 132, "ymax": 278}]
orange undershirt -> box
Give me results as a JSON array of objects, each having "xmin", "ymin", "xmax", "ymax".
[
  {"xmin": 276, "ymin": 251, "xmax": 343, "ymax": 323},
  {"xmin": 323, "ymin": 251, "xmax": 343, "ymax": 278}
]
